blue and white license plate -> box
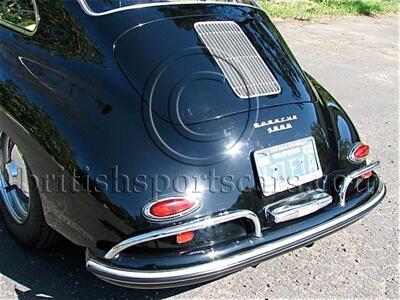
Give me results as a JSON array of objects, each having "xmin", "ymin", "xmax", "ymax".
[{"xmin": 254, "ymin": 137, "xmax": 323, "ymax": 196}]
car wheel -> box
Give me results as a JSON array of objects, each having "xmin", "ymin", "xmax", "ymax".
[{"xmin": 0, "ymin": 131, "xmax": 59, "ymax": 249}]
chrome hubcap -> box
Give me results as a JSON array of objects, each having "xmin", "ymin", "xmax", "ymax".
[{"xmin": 0, "ymin": 132, "xmax": 31, "ymax": 224}]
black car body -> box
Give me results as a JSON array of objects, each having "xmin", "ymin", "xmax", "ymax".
[{"xmin": 0, "ymin": 0, "xmax": 385, "ymax": 289}]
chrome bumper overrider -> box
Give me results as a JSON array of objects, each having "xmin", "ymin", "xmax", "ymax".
[
  {"xmin": 104, "ymin": 209, "xmax": 262, "ymax": 259},
  {"xmin": 339, "ymin": 161, "xmax": 380, "ymax": 206},
  {"xmin": 86, "ymin": 166, "xmax": 385, "ymax": 289}
]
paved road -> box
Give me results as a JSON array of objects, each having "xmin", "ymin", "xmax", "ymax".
[{"xmin": 0, "ymin": 15, "xmax": 398, "ymax": 300}]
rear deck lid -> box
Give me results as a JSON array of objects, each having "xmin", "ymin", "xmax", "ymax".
[{"xmin": 114, "ymin": 15, "xmax": 316, "ymax": 124}]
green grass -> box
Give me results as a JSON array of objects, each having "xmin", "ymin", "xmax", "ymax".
[{"xmin": 258, "ymin": 0, "xmax": 400, "ymax": 20}]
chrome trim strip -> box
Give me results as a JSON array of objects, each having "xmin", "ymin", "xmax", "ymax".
[
  {"xmin": 87, "ymin": 183, "xmax": 385, "ymax": 286},
  {"xmin": 339, "ymin": 161, "xmax": 379, "ymax": 207},
  {"xmin": 76, "ymin": 0, "xmax": 260, "ymax": 17},
  {"xmin": 104, "ymin": 209, "xmax": 262, "ymax": 259}
]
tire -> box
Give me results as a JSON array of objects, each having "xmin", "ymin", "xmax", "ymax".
[{"xmin": 0, "ymin": 132, "xmax": 59, "ymax": 249}]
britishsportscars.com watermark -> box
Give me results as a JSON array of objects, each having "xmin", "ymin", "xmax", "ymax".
[{"xmin": 9, "ymin": 165, "xmax": 372, "ymax": 197}]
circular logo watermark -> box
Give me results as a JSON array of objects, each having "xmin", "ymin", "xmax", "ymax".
[{"xmin": 141, "ymin": 46, "xmax": 260, "ymax": 166}]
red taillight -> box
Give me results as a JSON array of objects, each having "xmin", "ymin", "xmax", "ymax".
[
  {"xmin": 354, "ymin": 144, "xmax": 370, "ymax": 159},
  {"xmin": 150, "ymin": 198, "xmax": 195, "ymax": 217},
  {"xmin": 176, "ymin": 231, "xmax": 194, "ymax": 244},
  {"xmin": 348, "ymin": 143, "xmax": 370, "ymax": 163},
  {"xmin": 144, "ymin": 197, "xmax": 200, "ymax": 221}
]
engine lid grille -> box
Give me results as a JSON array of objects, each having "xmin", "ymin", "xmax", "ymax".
[{"xmin": 195, "ymin": 21, "xmax": 281, "ymax": 99}]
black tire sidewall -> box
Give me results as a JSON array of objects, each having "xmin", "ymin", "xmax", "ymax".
[{"xmin": 0, "ymin": 135, "xmax": 47, "ymax": 248}]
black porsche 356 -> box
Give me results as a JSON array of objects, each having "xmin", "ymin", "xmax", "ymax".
[{"xmin": 0, "ymin": 0, "xmax": 385, "ymax": 289}]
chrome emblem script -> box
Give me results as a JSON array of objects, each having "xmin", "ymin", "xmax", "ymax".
[{"xmin": 253, "ymin": 115, "xmax": 298, "ymax": 134}]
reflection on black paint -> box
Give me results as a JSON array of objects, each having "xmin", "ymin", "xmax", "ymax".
[
  {"xmin": 0, "ymin": 81, "xmax": 134, "ymax": 227},
  {"xmin": 308, "ymin": 74, "xmax": 359, "ymax": 170},
  {"xmin": 19, "ymin": 0, "xmax": 102, "ymax": 64},
  {"xmin": 0, "ymin": 80, "xmax": 77, "ymax": 171}
]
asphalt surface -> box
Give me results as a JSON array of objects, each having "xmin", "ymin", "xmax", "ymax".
[{"xmin": 0, "ymin": 14, "xmax": 398, "ymax": 300}]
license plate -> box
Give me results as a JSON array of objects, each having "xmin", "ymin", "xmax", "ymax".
[{"xmin": 254, "ymin": 137, "xmax": 323, "ymax": 196}]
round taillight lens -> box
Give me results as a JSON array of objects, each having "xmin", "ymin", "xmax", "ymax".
[
  {"xmin": 348, "ymin": 143, "xmax": 370, "ymax": 163},
  {"xmin": 144, "ymin": 197, "xmax": 200, "ymax": 221}
]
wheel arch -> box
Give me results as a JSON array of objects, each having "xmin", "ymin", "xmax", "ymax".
[{"xmin": 0, "ymin": 108, "xmax": 96, "ymax": 246}]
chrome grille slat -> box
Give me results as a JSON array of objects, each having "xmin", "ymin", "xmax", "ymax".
[{"xmin": 195, "ymin": 21, "xmax": 281, "ymax": 99}]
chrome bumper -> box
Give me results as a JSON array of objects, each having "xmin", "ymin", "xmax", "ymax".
[
  {"xmin": 86, "ymin": 169, "xmax": 385, "ymax": 289},
  {"xmin": 104, "ymin": 209, "xmax": 262, "ymax": 260}
]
